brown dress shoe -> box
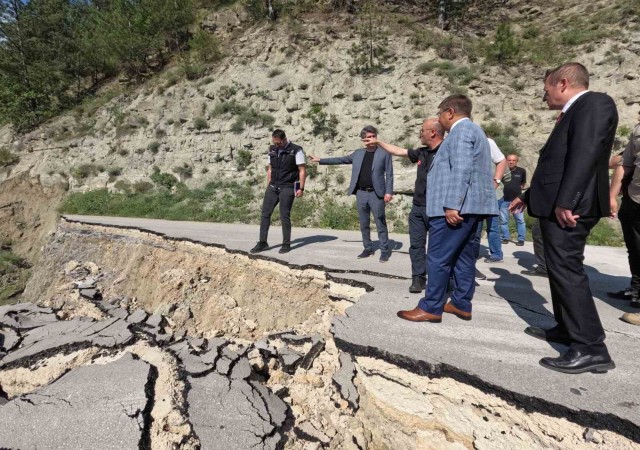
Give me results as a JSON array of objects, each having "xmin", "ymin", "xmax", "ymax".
[
  {"xmin": 443, "ymin": 302, "xmax": 472, "ymax": 321},
  {"xmin": 397, "ymin": 307, "xmax": 442, "ymax": 323}
]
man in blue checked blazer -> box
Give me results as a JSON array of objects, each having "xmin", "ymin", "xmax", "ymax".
[{"xmin": 398, "ymin": 94, "xmax": 498, "ymax": 323}]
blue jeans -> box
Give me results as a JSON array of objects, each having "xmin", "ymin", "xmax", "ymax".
[
  {"xmin": 418, "ymin": 215, "xmax": 480, "ymax": 315},
  {"xmin": 472, "ymin": 215, "xmax": 502, "ymax": 260},
  {"xmin": 498, "ymin": 197, "xmax": 526, "ymax": 242}
]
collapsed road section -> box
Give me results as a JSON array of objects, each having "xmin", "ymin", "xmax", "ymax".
[{"xmin": 0, "ymin": 218, "xmax": 638, "ymax": 449}]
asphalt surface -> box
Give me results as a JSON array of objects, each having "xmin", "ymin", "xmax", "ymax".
[{"xmin": 63, "ymin": 215, "xmax": 640, "ymax": 439}]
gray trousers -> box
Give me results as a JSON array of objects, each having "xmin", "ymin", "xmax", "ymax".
[{"xmin": 356, "ymin": 190, "xmax": 389, "ymax": 252}]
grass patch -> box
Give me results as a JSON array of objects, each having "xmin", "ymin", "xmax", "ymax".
[
  {"xmin": 0, "ymin": 148, "xmax": 20, "ymax": 168},
  {"xmin": 415, "ymin": 61, "xmax": 475, "ymax": 86},
  {"xmin": 59, "ymin": 182, "xmax": 257, "ymax": 224},
  {"xmin": 0, "ymin": 240, "xmax": 31, "ymax": 305}
]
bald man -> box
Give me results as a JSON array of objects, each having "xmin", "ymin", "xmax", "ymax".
[{"xmin": 364, "ymin": 118, "xmax": 444, "ymax": 292}]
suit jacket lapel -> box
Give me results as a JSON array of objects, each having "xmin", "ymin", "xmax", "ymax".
[{"xmin": 539, "ymin": 92, "xmax": 591, "ymax": 155}]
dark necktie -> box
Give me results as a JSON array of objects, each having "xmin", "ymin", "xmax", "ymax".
[{"xmin": 556, "ymin": 112, "xmax": 565, "ymax": 124}]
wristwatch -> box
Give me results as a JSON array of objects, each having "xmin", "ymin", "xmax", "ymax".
[{"xmin": 494, "ymin": 179, "xmax": 501, "ymax": 184}]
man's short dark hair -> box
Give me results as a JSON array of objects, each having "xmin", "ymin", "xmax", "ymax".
[
  {"xmin": 272, "ymin": 129, "xmax": 286, "ymax": 139},
  {"xmin": 438, "ymin": 94, "xmax": 472, "ymax": 118},
  {"xmin": 359, "ymin": 125, "xmax": 378, "ymax": 139},
  {"xmin": 545, "ymin": 62, "xmax": 589, "ymax": 89}
]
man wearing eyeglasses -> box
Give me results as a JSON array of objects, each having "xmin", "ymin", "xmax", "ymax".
[
  {"xmin": 362, "ymin": 118, "xmax": 444, "ymax": 292},
  {"xmin": 397, "ymin": 95, "xmax": 497, "ymax": 323}
]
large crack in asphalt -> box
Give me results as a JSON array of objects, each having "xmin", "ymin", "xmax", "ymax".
[{"xmin": 333, "ymin": 336, "xmax": 640, "ymax": 443}]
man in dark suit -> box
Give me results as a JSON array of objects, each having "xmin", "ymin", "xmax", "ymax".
[
  {"xmin": 309, "ymin": 126, "xmax": 394, "ymax": 262},
  {"xmin": 510, "ymin": 62, "xmax": 618, "ymax": 374}
]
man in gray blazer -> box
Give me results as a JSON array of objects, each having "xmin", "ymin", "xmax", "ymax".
[
  {"xmin": 310, "ymin": 126, "xmax": 394, "ymax": 262},
  {"xmin": 398, "ymin": 95, "xmax": 498, "ymax": 322}
]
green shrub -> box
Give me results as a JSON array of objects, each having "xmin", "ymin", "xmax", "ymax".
[
  {"xmin": 415, "ymin": 61, "xmax": 475, "ymax": 85},
  {"xmin": 114, "ymin": 180, "xmax": 131, "ymax": 192},
  {"xmin": 148, "ymin": 141, "xmax": 161, "ymax": 153},
  {"xmin": 236, "ymin": 149, "xmax": 252, "ymax": 171},
  {"xmin": 318, "ymin": 199, "xmax": 359, "ymax": 230},
  {"xmin": 483, "ymin": 122, "xmax": 519, "ymax": 156},
  {"xmin": 486, "ymin": 23, "xmax": 521, "ymax": 64},
  {"xmin": 218, "ymin": 85, "xmax": 238, "ymax": 100},
  {"xmin": 304, "ymin": 104, "xmax": 339, "ymax": 140},
  {"xmin": 173, "ymin": 163, "xmax": 193, "ymax": 179},
  {"xmin": 132, "ymin": 181, "xmax": 154, "ymax": 193},
  {"xmin": 306, "ymin": 164, "xmax": 318, "ymax": 179},
  {"xmin": 151, "ymin": 170, "xmax": 180, "ymax": 189},
  {"xmin": 193, "ymin": 117, "xmax": 208, "ymax": 130},
  {"xmin": 108, "ymin": 167, "xmax": 122, "ymax": 177},
  {"xmin": 72, "ymin": 164, "xmax": 98, "ymax": 180},
  {"xmin": 188, "ymin": 28, "xmax": 222, "ymax": 63},
  {"xmin": 0, "ymin": 148, "xmax": 20, "ymax": 168}
]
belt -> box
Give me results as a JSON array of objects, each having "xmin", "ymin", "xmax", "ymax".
[{"xmin": 359, "ymin": 187, "xmax": 375, "ymax": 192}]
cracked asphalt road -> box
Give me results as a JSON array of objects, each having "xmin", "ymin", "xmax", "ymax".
[{"xmin": 63, "ymin": 215, "xmax": 640, "ymax": 441}]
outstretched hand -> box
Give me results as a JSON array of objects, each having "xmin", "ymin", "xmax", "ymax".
[
  {"xmin": 308, "ymin": 155, "xmax": 320, "ymax": 163},
  {"xmin": 362, "ymin": 137, "xmax": 379, "ymax": 146}
]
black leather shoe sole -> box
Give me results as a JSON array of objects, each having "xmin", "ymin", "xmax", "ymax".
[
  {"xmin": 539, "ymin": 359, "xmax": 615, "ymax": 374},
  {"xmin": 607, "ymin": 290, "xmax": 632, "ymax": 300},
  {"xmin": 524, "ymin": 326, "xmax": 572, "ymax": 345}
]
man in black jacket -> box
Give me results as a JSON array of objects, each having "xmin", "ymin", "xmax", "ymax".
[
  {"xmin": 510, "ymin": 62, "xmax": 618, "ymax": 374},
  {"xmin": 251, "ymin": 129, "xmax": 306, "ymax": 254}
]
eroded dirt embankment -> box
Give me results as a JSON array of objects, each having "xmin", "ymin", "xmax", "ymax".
[{"xmin": 3, "ymin": 219, "xmax": 638, "ymax": 450}]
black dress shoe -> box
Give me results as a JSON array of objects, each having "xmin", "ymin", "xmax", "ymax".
[
  {"xmin": 607, "ymin": 289, "xmax": 632, "ymax": 300},
  {"xmin": 520, "ymin": 266, "xmax": 548, "ymax": 277},
  {"xmin": 250, "ymin": 241, "xmax": 269, "ymax": 253},
  {"xmin": 409, "ymin": 276, "xmax": 426, "ymax": 293},
  {"xmin": 278, "ymin": 244, "xmax": 291, "ymax": 254},
  {"xmin": 524, "ymin": 326, "xmax": 572, "ymax": 345},
  {"xmin": 539, "ymin": 348, "xmax": 615, "ymax": 374},
  {"xmin": 357, "ymin": 249, "xmax": 374, "ymax": 258}
]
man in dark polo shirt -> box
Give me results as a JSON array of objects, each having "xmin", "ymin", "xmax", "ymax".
[
  {"xmin": 363, "ymin": 118, "xmax": 443, "ymax": 292},
  {"xmin": 250, "ymin": 129, "xmax": 306, "ymax": 254},
  {"xmin": 310, "ymin": 126, "xmax": 394, "ymax": 262},
  {"xmin": 499, "ymin": 154, "xmax": 527, "ymax": 246}
]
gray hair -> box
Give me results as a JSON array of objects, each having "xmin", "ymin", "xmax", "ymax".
[{"xmin": 359, "ymin": 125, "xmax": 378, "ymax": 139}]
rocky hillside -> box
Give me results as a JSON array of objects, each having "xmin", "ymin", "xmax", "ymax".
[{"xmin": 0, "ymin": 0, "xmax": 638, "ymax": 255}]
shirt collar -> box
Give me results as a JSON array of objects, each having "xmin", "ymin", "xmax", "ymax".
[
  {"xmin": 449, "ymin": 117, "xmax": 470, "ymax": 133},
  {"xmin": 562, "ymin": 90, "xmax": 589, "ymax": 114}
]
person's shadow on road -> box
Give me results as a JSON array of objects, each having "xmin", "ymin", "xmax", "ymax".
[
  {"xmin": 288, "ymin": 235, "xmax": 338, "ymax": 251},
  {"xmin": 490, "ymin": 267, "xmax": 568, "ymax": 352},
  {"xmin": 513, "ymin": 250, "xmax": 634, "ymax": 314}
]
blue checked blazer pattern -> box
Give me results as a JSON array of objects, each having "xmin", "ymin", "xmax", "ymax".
[{"xmin": 426, "ymin": 118, "xmax": 498, "ymax": 218}]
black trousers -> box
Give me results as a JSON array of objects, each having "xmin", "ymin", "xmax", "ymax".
[
  {"xmin": 540, "ymin": 216, "xmax": 609, "ymax": 356},
  {"xmin": 408, "ymin": 204, "xmax": 429, "ymax": 278},
  {"xmin": 259, "ymin": 185, "xmax": 295, "ymax": 245},
  {"xmin": 618, "ymin": 196, "xmax": 640, "ymax": 296},
  {"xmin": 531, "ymin": 219, "xmax": 547, "ymax": 270}
]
